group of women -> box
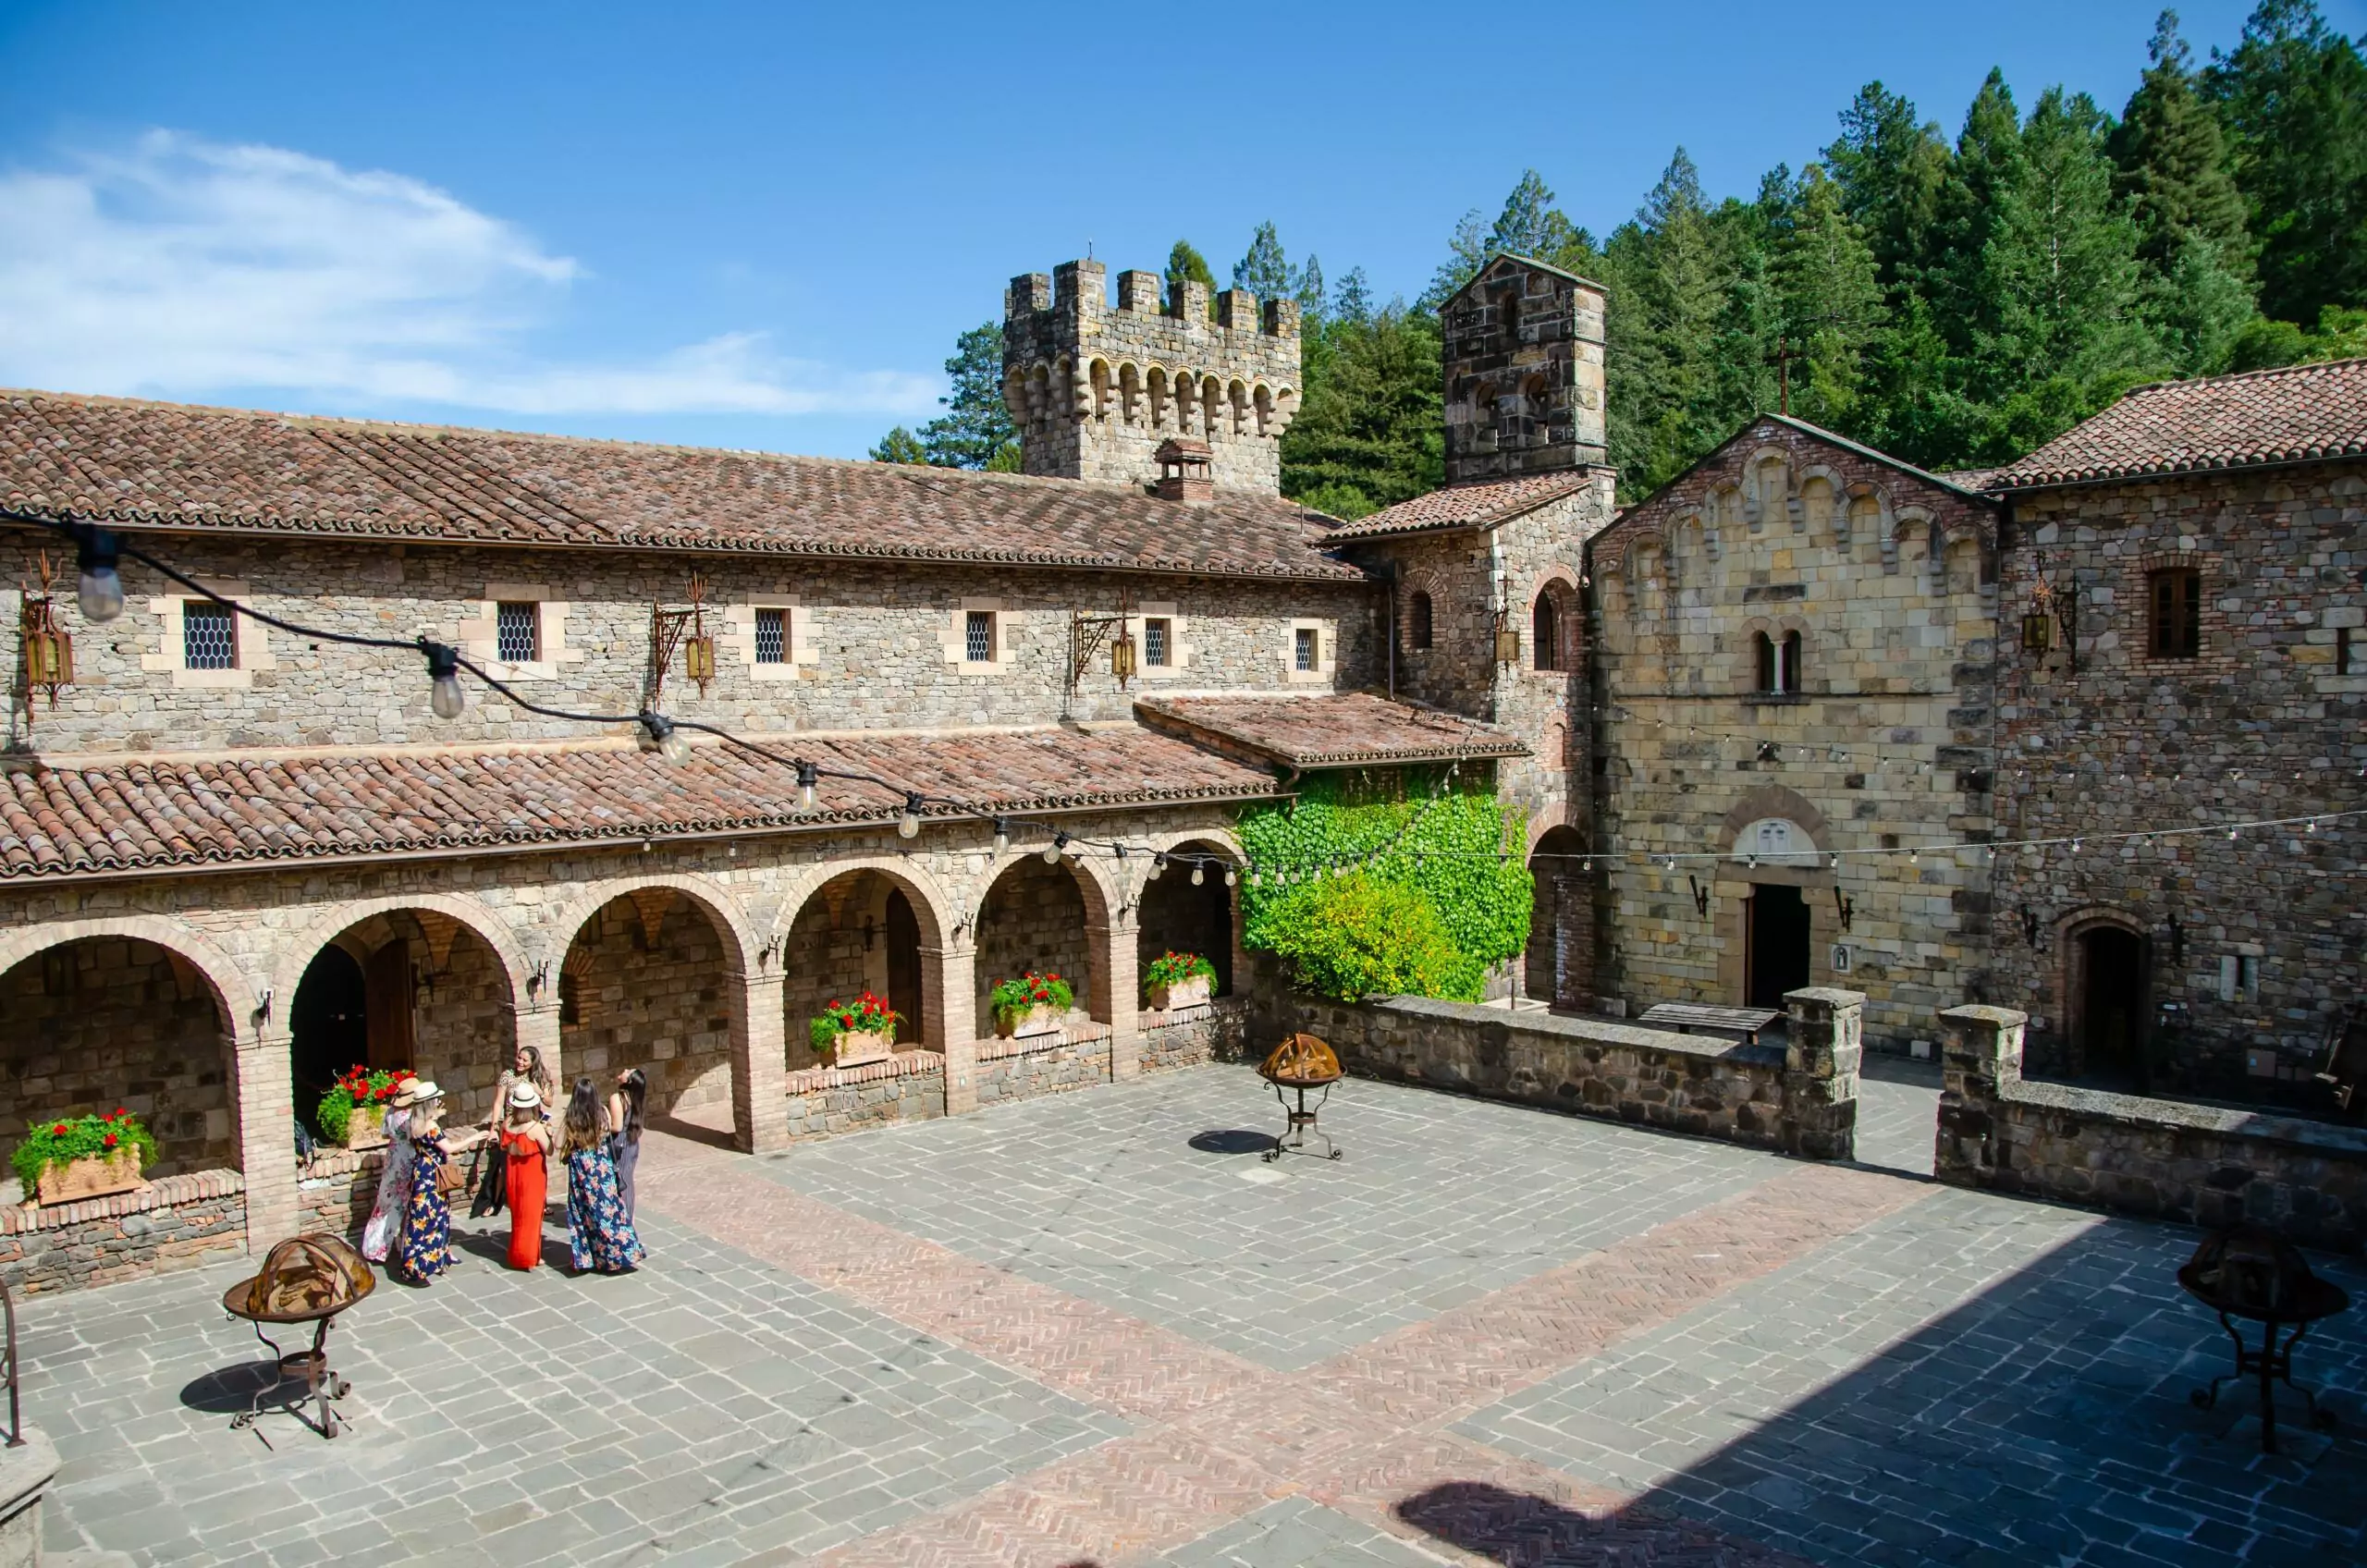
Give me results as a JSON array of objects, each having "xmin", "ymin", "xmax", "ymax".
[{"xmin": 359, "ymin": 1047, "xmax": 648, "ymax": 1284}]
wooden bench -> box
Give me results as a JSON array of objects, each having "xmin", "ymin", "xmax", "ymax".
[{"xmin": 1638, "ymin": 1002, "xmax": 1783, "ymax": 1047}]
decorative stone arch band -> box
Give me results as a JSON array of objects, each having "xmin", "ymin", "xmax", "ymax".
[
  {"xmin": 764, "ymin": 853, "xmax": 963, "ymax": 959},
  {"xmin": 0, "ymin": 914, "xmax": 263, "ymax": 1043},
  {"xmin": 1716, "ymin": 785, "xmax": 1835, "ymax": 889},
  {"xmin": 266, "ymin": 891, "xmax": 533, "ymax": 1026}
]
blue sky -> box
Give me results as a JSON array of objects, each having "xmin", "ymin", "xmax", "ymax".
[{"xmin": 0, "ymin": 0, "xmax": 2322, "ymax": 459}]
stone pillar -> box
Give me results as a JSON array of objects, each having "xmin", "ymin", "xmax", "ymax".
[
  {"xmin": 1780, "ymin": 986, "xmax": 1863, "ymax": 1160},
  {"xmin": 0, "ymin": 1426, "xmax": 59, "ymax": 1568},
  {"xmin": 1937, "ymin": 1004, "xmax": 2026, "ymax": 1189},
  {"xmin": 236, "ymin": 1029, "xmax": 300, "ymax": 1254},
  {"xmin": 726, "ymin": 969, "xmax": 788, "ymax": 1155},
  {"xmin": 518, "ymin": 998, "xmax": 562, "ymax": 1096},
  {"xmin": 926, "ymin": 945, "xmax": 979, "ymax": 1116},
  {"xmin": 1089, "ymin": 920, "xmax": 1142, "ymax": 1082}
]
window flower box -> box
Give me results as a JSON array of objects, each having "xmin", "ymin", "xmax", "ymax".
[
  {"xmin": 830, "ymin": 1028, "xmax": 895, "ymax": 1067},
  {"xmin": 317, "ymin": 1066, "xmax": 415, "ymax": 1149},
  {"xmin": 812, "ymin": 993, "xmax": 901, "ymax": 1067},
  {"xmin": 991, "ymin": 972, "xmax": 1073, "ymax": 1039},
  {"xmin": 1144, "ymin": 951, "xmax": 1217, "ymax": 1012},
  {"xmin": 13, "ymin": 1110, "xmax": 158, "ymax": 1207}
]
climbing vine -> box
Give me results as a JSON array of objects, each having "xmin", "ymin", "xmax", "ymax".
[{"xmin": 1236, "ymin": 766, "xmax": 1530, "ymax": 1002}]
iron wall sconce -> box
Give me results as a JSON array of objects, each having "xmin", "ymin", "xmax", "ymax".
[{"xmin": 1687, "ymin": 875, "xmax": 1711, "ymax": 917}]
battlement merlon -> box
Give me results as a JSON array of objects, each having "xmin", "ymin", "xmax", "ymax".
[{"xmin": 1003, "ymin": 262, "xmax": 1301, "ymax": 341}]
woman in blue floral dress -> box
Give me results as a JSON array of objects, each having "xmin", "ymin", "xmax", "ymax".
[
  {"xmin": 561, "ymin": 1078, "xmax": 645, "ymax": 1274},
  {"xmin": 393, "ymin": 1082, "xmax": 464, "ymax": 1281}
]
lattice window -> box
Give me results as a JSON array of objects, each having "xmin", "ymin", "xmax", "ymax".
[
  {"xmin": 965, "ymin": 609, "xmax": 995, "ymax": 663},
  {"xmin": 1143, "ymin": 618, "xmax": 1170, "ymax": 668},
  {"xmin": 1409, "ymin": 592, "xmax": 1433, "ymax": 651},
  {"xmin": 1294, "ymin": 627, "xmax": 1318, "ymax": 672},
  {"xmin": 754, "ymin": 606, "xmax": 788, "ymax": 665},
  {"xmin": 182, "ymin": 602, "xmax": 236, "ymax": 670},
  {"xmin": 497, "ymin": 601, "xmax": 541, "ymax": 664},
  {"xmin": 2149, "ymin": 569, "xmax": 2201, "ymax": 658}
]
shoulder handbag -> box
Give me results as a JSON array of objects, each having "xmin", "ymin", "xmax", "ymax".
[{"xmin": 469, "ymin": 1139, "xmax": 509, "ymax": 1218}]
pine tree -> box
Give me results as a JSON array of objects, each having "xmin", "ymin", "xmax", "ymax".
[
  {"xmin": 1296, "ymin": 253, "xmax": 1327, "ymax": 326},
  {"xmin": 1774, "ymin": 165, "xmax": 1888, "ymax": 429},
  {"xmin": 1824, "ymin": 82, "xmax": 1949, "ymax": 298},
  {"xmin": 2111, "ymin": 10, "xmax": 2257, "ymax": 371},
  {"xmin": 1421, "ymin": 171, "xmax": 1594, "ymax": 308},
  {"xmin": 1926, "ymin": 69, "xmax": 2025, "ymax": 363},
  {"xmin": 1233, "ymin": 222, "xmax": 1292, "ymax": 300},
  {"xmin": 1166, "ymin": 240, "xmax": 1216, "ymax": 314},
  {"xmin": 1281, "ymin": 305, "xmax": 1443, "ymax": 519},
  {"xmin": 869, "ymin": 426, "xmax": 927, "ymax": 464},
  {"xmin": 1331, "ymin": 267, "xmax": 1375, "ymax": 327},
  {"xmin": 2203, "ymin": 0, "xmax": 2367, "ymax": 324},
  {"xmin": 1604, "ymin": 149, "xmax": 1740, "ymax": 496},
  {"xmin": 915, "ymin": 322, "xmax": 1019, "ymax": 470}
]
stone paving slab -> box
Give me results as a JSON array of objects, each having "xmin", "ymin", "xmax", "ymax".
[
  {"xmin": 742, "ymin": 1063, "xmax": 1779, "ymax": 1369},
  {"xmin": 1456, "ymin": 1184, "xmax": 2367, "ymax": 1566},
  {"xmin": 1144, "ymin": 1497, "xmax": 1450, "ymax": 1568}
]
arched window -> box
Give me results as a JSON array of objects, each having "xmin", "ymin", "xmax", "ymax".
[
  {"xmin": 1533, "ymin": 594, "xmax": 1560, "ymax": 671},
  {"xmin": 1755, "ymin": 631, "xmax": 1802, "ymax": 694},
  {"xmin": 1408, "ymin": 591, "xmax": 1434, "ymax": 651}
]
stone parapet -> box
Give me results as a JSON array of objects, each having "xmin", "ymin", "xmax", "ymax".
[
  {"xmin": 0, "ymin": 1170, "xmax": 247, "ymax": 1293},
  {"xmin": 1284, "ymin": 992, "xmax": 1858, "ymax": 1157},
  {"xmin": 1781, "ymin": 986, "xmax": 1863, "ymax": 1160},
  {"xmin": 1938, "ymin": 1003, "xmax": 2367, "ymax": 1251},
  {"xmin": 976, "ymin": 1031, "xmax": 1113, "ymax": 1106},
  {"xmin": 783, "ymin": 1049, "xmax": 945, "ymax": 1143}
]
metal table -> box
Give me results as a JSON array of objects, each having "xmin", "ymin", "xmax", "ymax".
[{"xmin": 2178, "ymin": 1261, "xmax": 2349, "ymax": 1453}]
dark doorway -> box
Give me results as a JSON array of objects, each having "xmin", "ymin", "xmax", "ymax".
[
  {"xmin": 1747, "ymin": 884, "xmax": 1811, "ymax": 1010},
  {"xmin": 362, "ymin": 938, "xmax": 415, "ymax": 1072},
  {"xmin": 884, "ymin": 888, "xmax": 925, "ymax": 1046},
  {"xmin": 290, "ymin": 945, "xmax": 368, "ymax": 1105},
  {"xmin": 1526, "ymin": 826, "xmax": 1590, "ymax": 1010},
  {"xmin": 2078, "ymin": 926, "xmax": 2147, "ymax": 1085},
  {"xmin": 1136, "ymin": 848, "xmax": 1235, "ymax": 998}
]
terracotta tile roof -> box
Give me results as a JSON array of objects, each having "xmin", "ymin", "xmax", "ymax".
[
  {"xmin": 1, "ymin": 389, "xmax": 1367, "ymax": 582},
  {"xmin": 1324, "ymin": 472, "xmax": 1591, "ymax": 540},
  {"xmin": 1134, "ymin": 692, "xmax": 1527, "ymax": 769},
  {"xmin": 1981, "ymin": 359, "xmax": 2367, "ymax": 489},
  {"xmin": 0, "ymin": 725, "xmax": 1281, "ymax": 881}
]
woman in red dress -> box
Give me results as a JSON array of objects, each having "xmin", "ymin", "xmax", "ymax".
[{"xmin": 498, "ymin": 1083, "xmax": 553, "ymax": 1269}]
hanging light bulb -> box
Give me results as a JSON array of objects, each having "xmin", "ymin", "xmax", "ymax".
[
  {"xmin": 1148, "ymin": 852, "xmax": 1167, "ymax": 880},
  {"xmin": 1043, "ymin": 831, "xmax": 1069, "ymax": 865},
  {"xmin": 1191, "ymin": 864, "xmax": 1205, "ymax": 886},
  {"xmin": 898, "ymin": 791, "xmax": 923, "ymax": 839},
  {"xmin": 992, "ymin": 816, "xmax": 1012, "ymax": 855},
  {"xmin": 795, "ymin": 760, "xmax": 819, "ymax": 812},
  {"xmin": 641, "ymin": 713, "xmax": 692, "ymax": 765},
  {"xmin": 74, "ymin": 525, "xmax": 124, "ymax": 623},
  {"xmin": 1224, "ymin": 866, "xmax": 1237, "ymax": 888},
  {"xmin": 423, "ymin": 641, "xmax": 465, "ymax": 720},
  {"xmin": 2227, "ymin": 827, "xmax": 2239, "ymax": 842}
]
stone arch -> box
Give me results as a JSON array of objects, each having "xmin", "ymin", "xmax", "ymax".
[
  {"xmin": 269, "ymin": 892, "xmax": 529, "ymax": 1019},
  {"xmin": 1797, "ymin": 467, "xmax": 1844, "ymax": 543},
  {"xmin": 1889, "ymin": 505, "xmax": 1937, "ymax": 579},
  {"xmin": 1527, "ymin": 818, "xmax": 1592, "ymax": 1010},
  {"xmin": 1135, "ymin": 831, "xmax": 1245, "ymax": 999},
  {"xmin": 1530, "ymin": 567, "xmax": 1583, "ymax": 672},
  {"xmin": 1086, "ymin": 357, "xmax": 1114, "ymax": 423},
  {"xmin": 1200, "ymin": 375, "xmax": 1225, "ymax": 438},
  {"xmin": 1670, "ymin": 514, "xmax": 1706, "ymax": 590},
  {"xmin": 544, "ymin": 871, "xmax": 760, "ymax": 980},
  {"xmin": 973, "ymin": 846, "xmax": 1110, "ymax": 1029},
  {"xmin": 2054, "ymin": 905, "xmax": 2153, "ymax": 1083},
  {"xmin": 1524, "ymin": 799, "xmax": 1582, "ymax": 855},
  {"xmin": 1024, "ymin": 362, "xmax": 1053, "ymax": 429},
  {"xmin": 1843, "ymin": 482, "xmax": 1889, "ymax": 557},
  {"xmin": 1144, "ymin": 364, "xmax": 1171, "ymax": 429},
  {"xmin": 1116, "ymin": 361, "xmax": 1142, "ymax": 424},
  {"xmin": 1227, "ymin": 378, "xmax": 1250, "ymax": 436},
  {"xmin": 1716, "ymin": 786, "xmax": 1832, "ymax": 857},
  {"xmin": 766, "ymin": 853, "xmax": 958, "ymax": 958},
  {"xmin": 1174, "ymin": 372, "xmax": 1200, "ymax": 435},
  {"xmin": 1743, "ymin": 447, "xmax": 1792, "ymax": 528},
  {"xmin": 1942, "ymin": 520, "xmax": 1991, "ymax": 595},
  {"xmin": 0, "ymin": 915, "xmax": 258, "ymax": 1038}
]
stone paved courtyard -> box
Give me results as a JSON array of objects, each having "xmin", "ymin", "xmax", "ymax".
[{"xmin": 21, "ymin": 1064, "xmax": 2366, "ymax": 1567}]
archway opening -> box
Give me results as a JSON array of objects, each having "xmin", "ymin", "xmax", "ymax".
[
  {"xmin": 1747, "ymin": 885, "xmax": 1811, "ymax": 1010},
  {"xmin": 1527, "ymin": 826, "xmax": 1590, "ymax": 1011},
  {"xmin": 975, "ymin": 857, "xmax": 1093, "ymax": 1035},
  {"xmin": 781, "ymin": 870, "xmax": 932, "ymax": 1070},
  {"xmin": 2077, "ymin": 926, "xmax": 2147, "ymax": 1087},
  {"xmin": 1137, "ymin": 843, "xmax": 1236, "ymax": 1000},
  {"xmin": 292, "ymin": 910, "xmax": 515, "ymax": 1135},
  {"xmin": 0, "ymin": 937, "xmax": 236, "ymax": 1180},
  {"xmin": 561, "ymin": 890, "xmax": 735, "ymax": 1120}
]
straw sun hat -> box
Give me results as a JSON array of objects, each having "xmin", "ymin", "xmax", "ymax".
[
  {"xmin": 507, "ymin": 1083, "xmax": 543, "ymax": 1109},
  {"xmin": 391, "ymin": 1079, "xmax": 444, "ymax": 1109}
]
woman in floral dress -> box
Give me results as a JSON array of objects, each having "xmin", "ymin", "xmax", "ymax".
[
  {"xmin": 392, "ymin": 1083, "xmax": 482, "ymax": 1282},
  {"xmin": 359, "ymin": 1088, "xmax": 420, "ymax": 1264},
  {"xmin": 561, "ymin": 1078, "xmax": 644, "ymax": 1274}
]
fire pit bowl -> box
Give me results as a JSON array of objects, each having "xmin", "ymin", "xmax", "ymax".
[
  {"xmin": 2177, "ymin": 1224, "xmax": 2349, "ymax": 1453},
  {"xmin": 1257, "ymin": 1034, "xmax": 1344, "ymax": 1162},
  {"xmin": 220, "ymin": 1234, "xmax": 375, "ymax": 1441}
]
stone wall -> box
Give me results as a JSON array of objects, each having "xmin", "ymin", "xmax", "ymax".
[
  {"xmin": 0, "ymin": 936, "xmax": 237, "ymax": 1178},
  {"xmin": 0, "ymin": 1170, "xmax": 247, "ymax": 1293},
  {"xmin": 1003, "ymin": 259, "xmax": 1300, "ymax": 495},
  {"xmin": 0, "ymin": 535, "xmax": 1378, "ymax": 755},
  {"xmin": 1276, "ymin": 986, "xmax": 1862, "ymax": 1158},
  {"xmin": 1439, "ymin": 255, "xmax": 1608, "ymax": 485},
  {"xmin": 976, "ymin": 1028, "xmax": 1112, "ymax": 1107},
  {"xmin": 1137, "ymin": 1000, "xmax": 1250, "ymax": 1073},
  {"xmin": 783, "ymin": 1050, "xmax": 944, "ymax": 1142},
  {"xmin": 1586, "ymin": 421, "xmax": 1999, "ymax": 1047},
  {"xmin": 562, "ymin": 891, "xmax": 734, "ymax": 1118},
  {"xmin": 1990, "ymin": 463, "xmax": 2365, "ymax": 1098},
  {"xmin": 1938, "ymin": 1004, "xmax": 2367, "ymax": 1253}
]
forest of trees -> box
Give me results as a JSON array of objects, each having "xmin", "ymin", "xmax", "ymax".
[{"xmin": 879, "ymin": 4, "xmax": 2364, "ymax": 516}]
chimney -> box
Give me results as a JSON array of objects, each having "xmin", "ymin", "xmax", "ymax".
[{"xmin": 1154, "ymin": 438, "xmax": 1214, "ymax": 505}]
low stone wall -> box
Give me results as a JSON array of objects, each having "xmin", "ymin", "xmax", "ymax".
[
  {"xmin": 1138, "ymin": 1000, "xmax": 1251, "ymax": 1073},
  {"xmin": 1939, "ymin": 1005, "xmax": 2367, "ymax": 1252},
  {"xmin": 978, "ymin": 1026, "xmax": 1114, "ymax": 1106},
  {"xmin": 784, "ymin": 1049, "xmax": 946, "ymax": 1142},
  {"xmin": 1279, "ymin": 987, "xmax": 1863, "ymax": 1159},
  {"xmin": 298, "ymin": 1148, "xmax": 381, "ymax": 1238},
  {"xmin": 0, "ymin": 1169, "xmax": 248, "ymax": 1293}
]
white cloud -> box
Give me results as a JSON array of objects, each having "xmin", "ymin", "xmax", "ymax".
[{"xmin": 0, "ymin": 131, "xmax": 939, "ymax": 418}]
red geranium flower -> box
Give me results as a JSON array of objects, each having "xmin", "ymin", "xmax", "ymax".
[
  {"xmin": 103, "ymin": 1133, "xmax": 118, "ymax": 1148},
  {"xmin": 51, "ymin": 1123, "xmax": 67, "ymax": 1136},
  {"xmin": 114, "ymin": 1108, "xmax": 129, "ymax": 1119}
]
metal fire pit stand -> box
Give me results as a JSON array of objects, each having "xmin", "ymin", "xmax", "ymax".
[
  {"xmin": 2177, "ymin": 1264, "xmax": 2349, "ymax": 1454},
  {"xmin": 1266, "ymin": 1075, "xmax": 1342, "ymax": 1163},
  {"xmin": 220, "ymin": 1271, "xmax": 373, "ymax": 1444}
]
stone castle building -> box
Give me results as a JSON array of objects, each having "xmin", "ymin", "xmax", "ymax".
[{"xmin": 0, "ymin": 248, "xmax": 2359, "ymax": 1292}]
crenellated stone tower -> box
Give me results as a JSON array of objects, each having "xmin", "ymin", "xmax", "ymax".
[
  {"xmin": 1002, "ymin": 259, "xmax": 1301, "ymax": 496},
  {"xmin": 1440, "ymin": 254, "xmax": 1607, "ymax": 484}
]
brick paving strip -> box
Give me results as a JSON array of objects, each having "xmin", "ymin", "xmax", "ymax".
[{"xmin": 638, "ymin": 1137, "xmax": 1929, "ymax": 1567}]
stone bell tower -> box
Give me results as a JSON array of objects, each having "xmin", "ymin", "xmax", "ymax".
[
  {"xmin": 1002, "ymin": 259, "xmax": 1301, "ymax": 496},
  {"xmin": 1439, "ymin": 254, "xmax": 1608, "ymax": 486}
]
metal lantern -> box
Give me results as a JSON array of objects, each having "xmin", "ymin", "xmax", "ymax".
[
  {"xmin": 681, "ymin": 633, "xmax": 717, "ymax": 685},
  {"xmin": 1110, "ymin": 631, "xmax": 1137, "ymax": 681},
  {"xmin": 2020, "ymin": 611, "xmax": 2054, "ymax": 651}
]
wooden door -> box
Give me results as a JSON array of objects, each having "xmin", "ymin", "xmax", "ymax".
[{"xmin": 363, "ymin": 938, "xmax": 415, "ymax": 1072}]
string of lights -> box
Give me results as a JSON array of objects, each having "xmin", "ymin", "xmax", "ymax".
[{"xmin": 14, "ymin": 510, "xmax": 2357, "ymax": 890}]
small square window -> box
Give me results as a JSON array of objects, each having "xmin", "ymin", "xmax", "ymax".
[
  {"xmin": 2148, "ymin": 569, "xmax": 2200, "ymax": 659},
  {"xmin": 965, "ymin": 609, "xmax": 996, "ymax": 663},
  {"xmin": 1294, "ymin": 627, "xmax": 1318, "ymax": 672},
  {"xmin": 497, "ymin": 601, "xmax": 541, "ymax": 664},
  {"xmin": 1144, "ymin": 618, "xmax": 1170, "ymax": 667},
  {"xmin": 754, "ymin": 606, "xmax": 788, "ymax": 665},
  {"xmin": 183, "ymin": 602, "xmax": 237, "ymax": 670},
  {"xmin": 2338, "ymin": 625, "xmax": 2359, "ymax": 676}
]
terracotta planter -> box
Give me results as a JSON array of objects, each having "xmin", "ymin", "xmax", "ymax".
[
  {"xmin": 831, "ymin": 1028, "xmax": 894, "ymax": 1067},
  {"xmin": 340, "ymin": 1109, "xmax": 389, "ymax": 1151},
  {"xmin": 34, "ymin": 1150, "xmax": 146, "ymax": 1207},
  {"xmin": 995, "ymin": 1004, "xmax": 1061, "ymax": 1040},
  {"xmin": 1147, "ymin": 975, "xmax": 1211, "ymax": 1012}
]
